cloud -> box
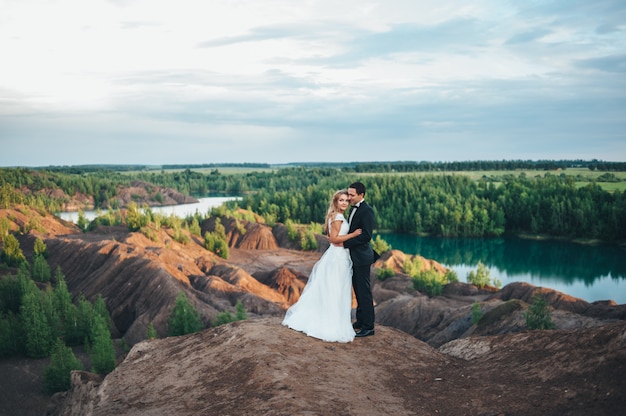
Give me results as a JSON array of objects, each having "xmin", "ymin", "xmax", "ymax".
[
  {"xmin": 0, "ymin": 0, "xmax": 625, "ymax": 166},
  {"xmin": 576, "ymin": 53, "xmax": 626, "ymax": 73}
]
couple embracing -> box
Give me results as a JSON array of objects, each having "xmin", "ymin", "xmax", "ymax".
[{"xmin": 282, "ymin": 182, "xmax": 376, "ymax": 342}]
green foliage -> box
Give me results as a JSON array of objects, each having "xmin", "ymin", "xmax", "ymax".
[
  {"xmin": 168, "ymin": 292, "xmax": 203, "ymax": 336},
  {"xmin": 235, "ymin": 301, "xmax": 248, "ymax": 321},
  {"xmin": 0, "ymin": 273, "xmax": 26, "ymax": 314},
  {"xmin": 125, "ymin": 202, "xmax": 149, "ymax": 231},
  {"xmin": 89, "ymin": 315, "xmax": 116, "ymax": 375},
  {"xmin": 172, "ymin": 227, "xmax": 190, "ymax": 245},
  {"xmin": 32, "ymin": 254, "xmax": 51, "ymax": 282},
  {"xmin": 33, "ymin": 237, "xmax": 48, "ymax": 257},
  {"xmin": 471, "ymin": 302, "xmax": 483, "ymax": 325},
  {"xmin": 300, "ymin": 229, "xmax": 318, "ymax": 251},
  {"xmin": 371, "ymin": 235, "xmax": 391, "ymax": 256},
  {"xmin": 140, "ymin": 225, "xmax": 158, "ymax": 242},
  {"xmin": 466, "ymin": 262, "xmax": 502, "ymax": 288},
  {"xmin": 411, "ymin": 269, "xmax": 444, "ymax": 296},
  {"xmin": 376, "ymin": 267, "xmax": 395, "ymax": 281},
  {"xmin": 66, "ymin": 295, "xmax": 97, "ymax": 347},
  {"xmin": 187, "ymin": 216, "xmax": 202, "ymax": 236},
  {"xmin": 76, "ymin": 209, "xmax": 88, "ymax": 232},
  {"xmin": 444, "ymin": 269, "xmax": 459, "ymax": 283},
  {"xmin": 146, "ymin": 323, "xmax": 158, "ymax": 340},
  {"xmin": 524, "ymin": 294, "xmax": 556, "ymax": 330},
  {"xmin": 285, "ymin": 219, "xmax": 299, "ymax": 241},
  {"xmin": 1, "ymin": 233, "xmax": 27, "ymax": 267},
  {"xmin": 403, "ymin": 256, "xmax": 423, "ymax": 277},
  {"xmin": 24, "ymin": 210, "xmax": 44, "ymax": 234},
  {"xmin": 20, "ymin": 290, "xmax": 56, "ymax": 358},
  {"xmin": 92, "ymin": 294, "xmax": 112, "ymax": 327},
  {"xmin": 405, "ymin": 256, "xmax": 457, "ymax": 296},
  {"xmin": 213, "ymin": 300, "xmax": 248, "ymax": 326},
  {"xmin": 87, "ymin": 208, "xmax": 124, "ymax": 231},
  {"xmin": 0, "ymin": 312, "xmax": 22, "ymax": 357},
  {"xmin": 118, "ymin": 338, "xmax": 131, "ymax": 353},
  {"xmin": 43, "ymin": 338, "xmax": 83, "ymax": 394},
  {"xmin": 203, "ymin": 218, "xmax": 229, "ymax": 258},
  {"xmin": 0, "ymin": 217, "xmax": 11, "ymax": 242},
  {"xmin": 466, "ymin": 262, "xmax": 490, "ymax": 287},
  {"xmin": 4, "ymin": 163, "xmax": 626, "ymax": 243},
  {"xmin": 0, "ymin": 255, "xmax": 113, "ymax": 362}
]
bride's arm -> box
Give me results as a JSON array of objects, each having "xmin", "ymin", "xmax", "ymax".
[{"xmin": 328, "ymin": 220, "xmax": 362, "ymax": 245}]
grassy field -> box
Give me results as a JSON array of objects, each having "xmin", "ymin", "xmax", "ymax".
[
  {"xmin": 124, "ymin": 166, "xmax": 626, "ymax": 192},
  {"xmin": 361, "ymin": 167, "xmax": 626, "ymax": 192}
]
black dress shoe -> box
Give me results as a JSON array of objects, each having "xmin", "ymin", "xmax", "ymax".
[{"xmin": 355, "ymin": 328, "xmax": 375, "ymax": 337}]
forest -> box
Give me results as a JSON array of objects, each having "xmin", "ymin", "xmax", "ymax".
[{"xmin": 1, "ymin": 160, "xmax": 625, "ymax": 242}]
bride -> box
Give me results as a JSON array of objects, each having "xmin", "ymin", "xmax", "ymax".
[{"xmin": 282, "ymin": 189, "xmax": 361, "ymax": 343}]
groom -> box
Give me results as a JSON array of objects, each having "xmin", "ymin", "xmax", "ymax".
[{"xmin": 343, "ymin": 182, "xmax": 376, "ymax": 337}]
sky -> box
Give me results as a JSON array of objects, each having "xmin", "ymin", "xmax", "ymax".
[{"xmin": 1, "ymin": 0, "xmax": 625, "ymax": 167}]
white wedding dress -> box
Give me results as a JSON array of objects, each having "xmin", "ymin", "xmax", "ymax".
[{"xmin": 282, "ymin": 214, "xmax": 355, "ymax": 343}]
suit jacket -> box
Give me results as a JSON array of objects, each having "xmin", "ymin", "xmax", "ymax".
[{"xmin": 343, "ymin": 201, "xmax": 376, "ymax": 266}]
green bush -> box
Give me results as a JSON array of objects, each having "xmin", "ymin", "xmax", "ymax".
[
  {"xmin": 466, "ymin": 262, "xmax": 502, "ymax": 288},
  {"xmin": 404, "ymin": 256, "xmax": 456, "ymax": 296},
  {"xmin": 524, "ymin": 294, "xmax": 556, "ymax": 330},
  {"xmin": 376, "ymin": 267, "xmax": 395, "ymax": 281},
  {"xmin": 300, "ymin": 229, "xmax": 318, "ymax": 251},
  {"xmin": 471, "ymin": 302, "xmax": 483, "ymax": 325},
  {"xmin": 146, "ymin": 323, "xmax": 158, "ymax": 340},
  {"xmin": 204, "ymin": 231, "xmax": 229, "ymax": 259},
  {"xmin": 371, "ymin": 235, "xmax": 391, "ymax": 256},
  {"xmin": 1, "ymin": 234, "xmax": 26, "ymax": 267},
  {"xmin": 213, "ymin": 300, "xmax": 247, "ymax": 327},
  {"xmin": 411, "ymin": 269, "xmax": 444, "ymax": 296},
  {"xmin": 33, "ymin": 237, "xmax": 48, "ymax": 257}
]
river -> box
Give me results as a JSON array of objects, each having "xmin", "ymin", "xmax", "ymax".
[
  {"xmin": 58, "ymin": 196, "xmax": 240, "ymax": 223},
  {"xmin": 59, "ymin": 197, "xmax": 626, "ymax": 305}
]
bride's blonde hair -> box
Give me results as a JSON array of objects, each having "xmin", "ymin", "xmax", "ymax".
[{"xmin": 324, "ymin": 189, "xmax": 349, "ymax": 234}]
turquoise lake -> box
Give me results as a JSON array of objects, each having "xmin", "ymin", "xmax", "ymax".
[{"xmin": 376, "ymin": 233, "xmax": 626, "ymax": 305}]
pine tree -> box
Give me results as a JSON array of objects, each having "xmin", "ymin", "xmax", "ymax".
[
  {"xmin": 43, "ymin": 338, "xmax": 83, "ymax": 393},
  {"xmin": 20, "ymin": 291, "xmax": 55, "ymax": 358},
  {"xmin": 167, "ymin": 292, "xmax": 203, "ymax": 336},
  {"xmin": 32, "ymin": 254, "xmax": 51, "ymax": 282},
  {"xmin": 52, "ymin": 268, "xmax": 77, "ymax": 343},
  {"xmin": 68, "ymin": 295, "xmax": 96, "ymax": 346},
  {"xmin": 89, "ymin": 315, "xmax": 116, "ymax": 375},
  {"xmin": 235, "ymin": 300, "xmax": 248, "ymax": 321},
  {"xmin": 33, "ymin": 237, "xmax": 48, "ymax": 258}
]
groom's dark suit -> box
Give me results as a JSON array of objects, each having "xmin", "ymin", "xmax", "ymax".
[{"xmin": 343, "ymin": 200, "xmax": 376, "ymax": 331}]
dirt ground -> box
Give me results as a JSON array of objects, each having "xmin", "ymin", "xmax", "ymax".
[{"xmin": 4, "ymin": 317, "xmax": 624, "ymax": 416}]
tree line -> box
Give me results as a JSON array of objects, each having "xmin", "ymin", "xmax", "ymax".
[
  {"xmin": 2, "ymin": 163, "xmax": 625, "ymax": 241},
  {"xmin": 233, "ymin": 172, "xmax": 626, "ymax": 241}
]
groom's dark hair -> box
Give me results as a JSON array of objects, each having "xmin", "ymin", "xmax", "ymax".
[{"xmin": 349, "ymin": 182, "xmax": 366, "ymax": 196}]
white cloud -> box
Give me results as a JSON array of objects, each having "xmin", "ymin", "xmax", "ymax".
[{"xmin": 0, "ymin": 0, "xmax": 625, "ymax": 165}]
